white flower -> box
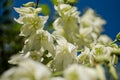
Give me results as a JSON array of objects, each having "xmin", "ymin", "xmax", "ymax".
[
  {"xmin": 77, "ymin": 47, "xmax": 91, "ymax": 65},
  {"xmin": 80, "ymin": 8, "xmax": 106, "ymax": 34},
  {"xmin": 52, "ymin": 35, "xmax": 77, "ymax": 71},
  {"xmin": 19, "ymin": 15, "xmax": 48, "ymax": 37},
  {"xmin": 78, "ymin": 27, "xmax": 94, "ymax": 47},
  {"xmin": 53, "ymin": 4, "xmax": 81, "ymax": 49},
  {"xmin": 53, "ymin": 17, "xmax": 80, "ymax": 42},
  {"xmin": 8, "ymin": 54, "xmax": 26, "ymax": 64},
  {"xmin": 64, "ymin": 64, "xmax": 98, "ymax": 80},
  {"xmin": 96, "ymin": 65, "xmax": 106, "ymax": 80},
  {"xmin": 89, "ymin": 44, "xmax": 115, "ymax": 64},
  {"xmin": 22, "ymin": 30, "xmax": 55, "ymax": 57},
  {"xmin": 77, "ymin": 8, "xmax": 106, "ymax": 48},
  {"xmin": 91, "ymin": 44, "xmax": 113, "ymax": 57},
  {"xmin": 1, "ymin": 59, "xmax": 51, "ymax": 80},
  {"xmin": 14, "ymin": 7, "xmax": 42, "ymax": 24},
  {"xmin": 51, "ymin": 77, "xmax": 66, "ymax": 80},
  {"xmin": 97, "ymin": 35, "xmax": 112, "ymax": 45},
  {"xmin": 14, "ymin": 7, "xmax": 48, "ymax": 37},
  {"xmin": 55, "ymin": 4, "xmax": 80, "ymax": 17},
  {"xmin": 24, "ymin": 51, "xmax": 44, "ymax": 61}
]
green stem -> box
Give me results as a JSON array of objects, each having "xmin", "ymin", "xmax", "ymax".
[
  {"xmin": 36, "ymin": 0, "xmax": 40, "ymax": 8},
  {"xmin": 111, "ymin": 39, "xmax": 117, "ymax": 44},
  {"xmin": 51, "ymin": 71, "xmax": 63, "ymax": 77}
]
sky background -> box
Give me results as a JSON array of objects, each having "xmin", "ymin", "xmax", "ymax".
[{"xmin": 12, "ymin": 0, "xmax": 120, "ymax": 40}]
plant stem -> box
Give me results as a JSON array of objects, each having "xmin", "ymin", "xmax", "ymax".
[{"xmin": 36, "ymin": 0, "xmax": 40, "ymax": 8}]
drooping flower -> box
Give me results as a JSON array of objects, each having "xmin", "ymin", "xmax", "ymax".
[
  {"xmin": 64, "ymin": 64, "xmax": 105, "ymax": 80},
  {"xmin": 77, "ymin": 8, "xmax": 106, "ymax": 48},
  {"xmin": 97, "ymin": 35, "xmax": 112, "ymax": 45},
  {"xmin": 22, "ymin": 30, "xmax": 55, "ymax": 58},
  {"xmin": 89, "ymin": 44, "xmax": 119, "ymax": 65},
  {"xmin": 53, "ymin": 4, "xmax": 82, "ymax": 49},
  {"xmin": 77, "ymin": 47, "xmax": 91, "ymax": 65},
  {"xmin": 1, "ymin": 59, "xmax": 51, "ymax": 80},
  {"xmin": 14, "ymin": 6, "xmax": 48, "ymax": 37},
  {"xmin": 54, "ymin": 4, "xmax": 80, "ymax": 18},
  {"xmin": 80, "ymin": 8, "xmax": 106, "ymax": 34},
  {"xmin": 52, "ymin": 35, "xmax": 77, "ymax": 71},
  {"xmin": 90, "ymin": 44, "xmax": 113, "ymax": 57}
]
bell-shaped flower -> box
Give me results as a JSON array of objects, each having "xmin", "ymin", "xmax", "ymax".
[
  {"xmin": 53, "ymin": 4, "xmax": 81, "ymax": 49},
  {"xmin": 97, "ymin": 35, "xmax": 112, "ymax": 45},
  {"xmin": 53, "ymin": 17, "xmax": 80, "ymax": 44},
  {"xmin": 14, "ymin": 6, "xmax": 48, "ymax": 37},
  {"xmin": 90, "ymin": 44, "xmax": 115, "ymax": 64},
  {"xmin": 64, "ymin": 64, "xmax": 101, "ymax": 80},
  {"xmin": 52, "ymin": 35, "xmax": 77, "ymax": 71},
  {"xmin": 80, "ymin": 8, "xmax": 106, "ymax": 34},
  {"xmin": 1, "ymin": 59, "xmax": 51, "ymax": 80},
  {"xmin": 78, "ymin": 27, "xmax": 95, "ymax": 48},
  {"xmin": 77, "ymin": 9, "xmax": 106, "ymax": 49},
  {"xmin": 24, "ymin": 50, "xmax": 44, "ymax": 61},
  {"xmin": 91, "ymin": 44, "xmax": 113, "ymax": 57},
  {"xmin": 54, "ymin": 4, "xmax": 80, "ymax": 18},
  {"xmin": 22, "ymin": 30, "xmax": 55, "ymax": 58},
  {"xmin": 77, "ymin": 47, "xmax": 91, "ymax": 65},
  {"xmin": 8, "ymin": 54, "xmax": 26, "ymax": 64}
]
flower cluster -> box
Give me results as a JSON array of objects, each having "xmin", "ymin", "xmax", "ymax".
[{"xmin": 1, "ymin": 1, "xmax": 120, "ymax": 80}]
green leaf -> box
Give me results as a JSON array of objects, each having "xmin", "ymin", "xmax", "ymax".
[
  {"xmin": 40, "ymin": 4, "xmax": 50, "ymax": 15},
  {"xmin": 51, "ymin": 0, "xmax": 58, "ymax": 5}
]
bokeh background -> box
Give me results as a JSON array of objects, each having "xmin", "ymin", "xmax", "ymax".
[{"xmin": 0, "ymin": 0, "xmax": 120, "ymax": 77}]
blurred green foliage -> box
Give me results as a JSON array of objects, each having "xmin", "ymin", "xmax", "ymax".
[
  {"xmin": 0, "ymin": 0, "xmax": 23, "ymax": 74},
  {"xmin": 51, "ymin": 0, "xmax": 78, "ymax": 5},
  {"xmin": 40, "ymin": 4, "xmax": 50, "ymax": 15}
]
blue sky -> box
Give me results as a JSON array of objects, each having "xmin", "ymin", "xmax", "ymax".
[{"xmin": 12, "ymin": 0, "xmax": 120, "ymax": 40}]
